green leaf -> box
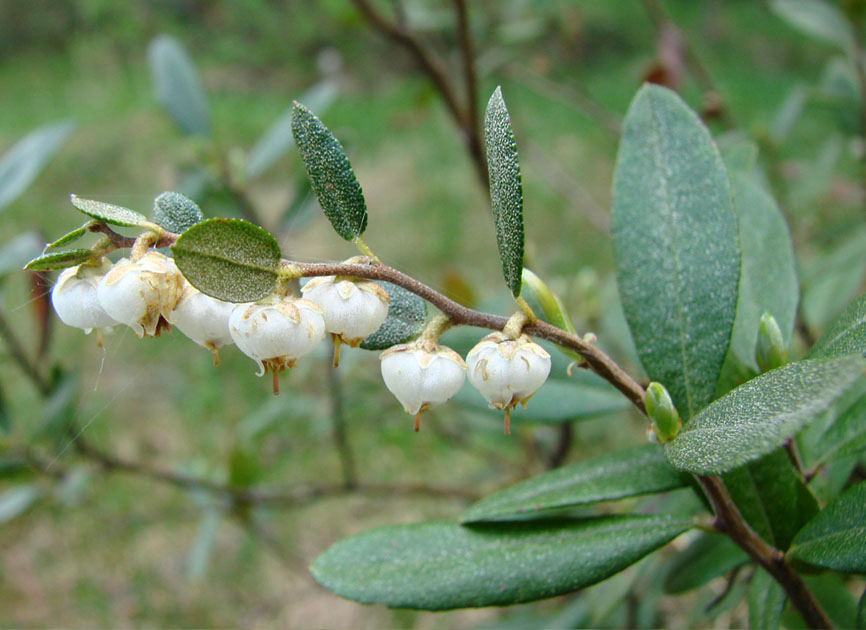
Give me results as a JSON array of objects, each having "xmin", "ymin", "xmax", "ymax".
[
  {"xmin": 147, "ymin": 34, "xmax": 211, "ymax": 136},
  {"xmin": 789, "ymin": 480, "xmax": 866, "ymax": 572},
  {"xmin": 152, "ymin": 191, "xmax": 204, "ymax": 234},
  {"xmin": 461, "ymin": 444, "xmax": 691, "ymax": 523},
  {"xmin": 718, "ymin": 133, "xmax": 759, "ymax": 173},
  {"xmin": 723, "ymin": 448, "xmax": 818, "ymax": 549},
  {"xmin": 725, "ymin": 171, "xmax": 798, "ymax": 371},
  {"xmin": 171, "ymin": 218, "xmax": 281, "ymax": 302},
  {"xmin": 186, "ymin": 509, "xmax": 221, "ymax": 581},
  {"xmin": 24, "ymin": 249, "xmax": 94, "ymax": 271},
  {"xmin": 0, "ymin": 232, "xmax": 43, "ymax": 276},
  {"xmin": 815, "ymin": 388, "xmax": 866, "ymax": 462},
  {"xmin": 453, "ymin": 371, "xmax": 630, "ymax": 424},
  {"xmin": 0, "ymin": 120, "xmax": 74, "ymax": 212},
  {"xmin": 664, "ymin": 356, "xmax": 866, "ymax": 474},
  {"xmin": 801, "ymin": 227, "xmax": 866, "ymax": 331},
  {"xmin": 69, "ymin": 195, "xmax": 149, "ymax": 227},
  {"xmin": 485, "ymin": 86, "xmax": 525, "ymax": 297},
  {"xmin": 770, "ymin": 0, "xmax": 855, "ymax": 54},
  {"xmin": 771, "ymin": 85, "xmax": 808, "ymax": 144},
  {"xmin": 245, "ymin": 80, "xmax": 338, "ymax": 180},
  {"xmin": 802, "ymin": 573, "xmax": 858, "ymax": 629},
  {"xmin": 748, "ymin": 568, "xmax": 786, "ymax": 630},
  {"xmin": 663, "ymin": 533, "xmax": 747, "ymax": 594},
  {"xmin": 311, "ymin": 515, "xmax": 693, "ymax": 610},
  {"xmin": 359, "ymin": 281, "xmax": 426, "ymax": 351},
  {"xmin": 45, "ymin": 221, "xmax": 95, "ymax": 249},
  {"xmin": 291, "ymin": 101, "xmax": 367, "ymax": 241},
  {"xmin": 808, "ymin": 291, "xmax": 866, "ymax": 359},
  {"xmin": 611, "ymin": 84, "xmax": 740, "ymax": 419},
  {"xmin": 0, "ymin": 484, "xmax": 40, "ymax": 523},
  {"xmin": 521, "ymin": 268, "xmax": 579, "ymax": 360}
]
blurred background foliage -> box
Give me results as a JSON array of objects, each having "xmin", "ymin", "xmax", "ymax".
[{"xmin": 1, "ymin": 0, "xmax": 865, "ymax": 627}]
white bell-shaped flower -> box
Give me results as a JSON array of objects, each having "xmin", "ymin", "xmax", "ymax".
[
  {"xmin": 228, "ymin": 296, "xmax": 326, "ymax": 393},
  {"xmin": 51, "ymin": 257, "xmax": 117, "ymax": 334},
  {"xmin": 380, "ymin": 339, "xmax": 467, "ymax": 431},
  {"xmin": 170, "ymin": 284, "xmax": 235, "ymax": 365},
  {"xmin": 301, "ymin": 275, "xmax": 389, "ymax": 345},
  {"xmin": 96, "ymin": 251, "xmax": 185, "ymax": 337},
  {"xmin": 466, "ymin": 332, "xmax": 551, "ymax": 434}
]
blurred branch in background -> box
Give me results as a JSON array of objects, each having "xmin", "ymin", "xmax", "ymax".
[
  {"xmin": 640, "ymin": 0, "xmax": 731, "ymax": 127},
  {"xmin": 350, "ymin": 0, "xmax": 489, "ymax": 189}
]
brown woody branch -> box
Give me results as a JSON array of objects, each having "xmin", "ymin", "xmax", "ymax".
[
  {"xmin": 69, "ymin": 436, "xmax": 479, "ymax": 504},
  {"xmin": 77, "ymin": 222, "xmax": 832, "ymax": 627},
  {"xmin": 349, "ymin": 0, "xmax": 488, "ymax": 188}
]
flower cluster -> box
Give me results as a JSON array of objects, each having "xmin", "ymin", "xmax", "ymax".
[{"xmin": 52, "ymin": 252, "xmax": 552, "ymax": 432}]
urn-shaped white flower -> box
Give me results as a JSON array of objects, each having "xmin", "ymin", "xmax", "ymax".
[
  {"xmin": 228, "ymin": 296, "xmax": 326, "ymax": 392},
  {"xmin": 380, "ymin": 339, "xmax": 467, "ymax": 431},
  {"xmin": 96, "ymin": 251, "xmax": 185, "ymax": 337},
  {"xmin": 466, "ymin": 332, "xmax": 551, "ymax": 434},
  {"xmin": 301, "ymin": 276, "xmax": 389, "ymax": 345},
  {"xmin": 51, "ymin": 257, "xmax": 118, "ymax": 334},
  {"xmin": 170, "ymin": 284, "xmax": 235, "ymax": 365}
]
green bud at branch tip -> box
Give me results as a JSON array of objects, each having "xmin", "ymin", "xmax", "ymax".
[
  {"xmin": 756, "ymin": 312, "xmax": 788, "ymax": 373},
  {"xmin": 645, "ymin": 381, "xmax": 681, "ymax": 443}
]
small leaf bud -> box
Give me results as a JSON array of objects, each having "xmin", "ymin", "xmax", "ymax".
[
  {"xmin": 756, "ymin": 312, "xmax": 788, "ymax": 372},
  {"xmin": 645, "ymin": 382, "xmax": 681, "ymax": 443},
  {"xmin": 466, "ymin": 332, "xmax": 551, "ymax": 434},
  {"xmin": 379, "ymin": 340, "xmax": 467, "ymax": 431}
]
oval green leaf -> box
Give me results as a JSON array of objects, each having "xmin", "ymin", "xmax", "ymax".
[
  {"xmin": 789, "ymin": 481, "xmax": 866, "ymax": 573},
  {"xmin": 611, "ymin": 84, "xmax": 740, "ymax": 419},
  {"xmin": 69, "ymin": 195, "xmax": 148, "ymax": 227},
  {"xmin": 24, "ymin": 249, "xmax": 94, "ymax": 271},
  {"xmin": 816, "ymin": 388, "xmax": 866, "ymax": 462},
  {"xmin": 485, "ymin": 86, "xmax": 524, "ymax": 297},
  {"xmin": 359, "ymin": 281, "xmax": 426, "ymax": 351},
  {"xmin": 807, "ymin": 291, "xmax": 866, "ymax": 359},
  {"xmin": 723, "ymin": 448, "xmax": 818, "ymax": 549},
  {"xmin": 748, "ymin": 568, "xmax": 786, "ymax": 630},
  {"xmin": 0, "ymin": 120, "xmax": 74, "ymax": 213},
  {"xmin": 147, "ymin": 34, "xmax": 211, "ymax": 137},
  {"xmin": 725, "ymin": 171, "xmax": 798, "ymax": 371},
  {"xmin": 770, "ymin": 0, "xmax": 855, "ymax": 54},
  {"xmin": 46, "ymin": 221, "xmax": 96, "ymax": 249},
  {"xmin": 311, "ymin": 515, "xmax": 693, "ymax": 610},
  {"xmin": 461, "ymin": 444, "xmax": 691, "ymax": 523},
  {"xmin": 663, "ymin": 533, "xmax": 748, "ymax": 594},
  {"xmin": 152, "ymin": 191, "xmax": 204, "ymax": 234},
  {"xmin": 171, "ymin": 218, "xmax": 281, "ymax": 302},
  {"xmin": 291, "ymin": 102, "xmax": 367, "ymax": 241},
  {"xmin": 521, "ymin": 267, "xmax": 579, "ymax": 361},
  {"xmin": 664, "ymin": 356, "xmax": 866, "ymax": 474}
]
